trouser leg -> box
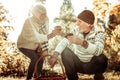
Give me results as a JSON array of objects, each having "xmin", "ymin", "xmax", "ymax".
[
  {"xmin": 27, "ymin": 57, "xmax": 38, "ymax": 79},
  {"xmin": 36, "ymin": 57, "xmax": 44, "ymax": 76},
  {"xmin": 94, "ymin": 54, "xmax": 108, "ymax": 80},
  {"xmin": 19, "ymin": 48, "xmax": 43, "ymax": 80},
  {"xmin": 84, "ymin": 54, "xmax": 108, "ymax": 80},
  {"xmin": 61, "ymin": 47, "xmax": 83, "ymax": 80},
  {"xmin": 61, "ymin": 47, "xmax": 108, "ymax": 80}
]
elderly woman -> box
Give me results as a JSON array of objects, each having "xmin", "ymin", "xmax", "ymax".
[{"xmin": 17, "ymin": 4, "xmax": 61, "ymax": 80}]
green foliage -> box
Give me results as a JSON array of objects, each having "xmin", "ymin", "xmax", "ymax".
[
  {"xmin": 93, "ymin": 0, "xmax": 120, "ymax": 71},
  {"xmin": 49, "ymin": 0, "xmax": 76, "ymax": 53},
  {"xmin": 104, "ymin": 25, "xmax": 120, "ymax": 71},
  {"xmin": 0, "ymin": 2, "xmax": 29, "ymax": 77}
]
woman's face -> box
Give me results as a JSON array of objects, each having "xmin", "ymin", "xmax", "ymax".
[
  {"xmin": 76, "ymin": 18, "xmax": 91, "ymax": 33},
  {"xmin": 35, "ymin": 11, "xmax": 46, "ymax": 22},
  {"xmin": 33, "ymin": 9, "xmax": 47, "ymax": 23},
  {"xmin": 38, "ymin": 12, "xmax": 46, "ymax": 21}
]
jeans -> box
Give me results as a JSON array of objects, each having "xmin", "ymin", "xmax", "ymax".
[
  {"xmin": 61, "ymin": 47, "xmax": 108, "ymax": 80},
  {"xmin": 19, "ymin": 48, "xmax": 43, "ymax": 80}
]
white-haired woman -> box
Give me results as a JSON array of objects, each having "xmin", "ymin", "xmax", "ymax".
[{"xmin": 17, "ymin": 4, "xmax": 61, "ymax": 80}]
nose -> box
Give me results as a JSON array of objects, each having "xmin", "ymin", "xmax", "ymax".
[{"xmin": 76, "ymin": 20, "xmax": 80, "ymax": 26}]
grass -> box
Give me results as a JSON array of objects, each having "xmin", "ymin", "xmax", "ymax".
[{"xmin": 0, "ymin": 71, "xmax": 120, "ymax": 80}]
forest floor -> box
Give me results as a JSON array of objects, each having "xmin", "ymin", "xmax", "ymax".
[{"xmin": 0, "ymin": 70, "xmax": 120, "ymax": 80}]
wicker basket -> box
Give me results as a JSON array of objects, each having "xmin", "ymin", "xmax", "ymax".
[{"xmin": 33, "ymin": 54, "xmax": 66, "ymax": 80}]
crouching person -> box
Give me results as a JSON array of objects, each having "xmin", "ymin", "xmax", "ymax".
[
  {"xmin": 49, "ymin": 10, "xmax": 108, "ymax": 80},
  {"xmin": 17, "ymin": 4, "xmax": 61, "ymax": 80}
]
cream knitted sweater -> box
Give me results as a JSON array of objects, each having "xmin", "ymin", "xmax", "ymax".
[
  {"xmin": 55, "ymin": 26, "xmax": 105, "ymax": 62},
  {"xmin": 17, "ymin": 17, "xmax": 49, "ymax": 50}
]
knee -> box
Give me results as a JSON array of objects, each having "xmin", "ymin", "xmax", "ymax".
[
  {"xmin": 61, "ymin": 47, "xmax": 73, "ymax": 59},
  {"xmin": 61, "ymin": 47, "xmax": 69, "ymax": 57},
  {"xmin": 97, "ymin": 54, "xmax": 108, "ymax": 65},
  {"xmin": 30, "ymin": 56, "xmax": 38, "ymax": 64},
  {"xmin": 61, "ymin": 47, "xmax": 74, "ymax": 63}
]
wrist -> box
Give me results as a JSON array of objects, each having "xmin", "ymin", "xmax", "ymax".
[
  {"xmin": 51, "ymin": 52, "xmax": 59, "ymax": 60},
  {"xmin": 81, "ymin": 40, "xmax": 88, "ymax": 48},
  {"xmin": 47, "ymin": 32, "xmax": 55, "ymax": 39},
  {"xmin": 53, "ymin": 51, "xmax": 59, "ymax": 57}
]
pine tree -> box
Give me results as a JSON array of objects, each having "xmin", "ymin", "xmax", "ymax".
[
  {"xmin": 49, "ymin": 0, "xmax": 76, "ymax": 53},
  {"xmin": 54, "ymin": 0, "xmax": 76, "ymax": 33},
  {"xmin": 35, "ymin": 0, "xmax": 46, "ymax": 4}
]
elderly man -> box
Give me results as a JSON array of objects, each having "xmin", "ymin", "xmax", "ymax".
[{"xmin": 49, "ymin": 10, "xmax": 108, "ymax": 80}]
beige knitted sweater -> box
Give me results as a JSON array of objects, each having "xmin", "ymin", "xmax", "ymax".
[{"xmin": 17, "ymin": 17, "xmax": 49, "ymax": 50}]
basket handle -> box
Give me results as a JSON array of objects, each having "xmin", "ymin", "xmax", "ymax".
[{"xmin": 33, "ymin": 54, "xmax": 66, "ymax": 78}]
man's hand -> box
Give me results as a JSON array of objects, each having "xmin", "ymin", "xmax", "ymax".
[
  {"xmin": 49, "ymin": 56, "xmax": 57, "ymax": 68},
  {"xmin": 49, "ymin": 52, "xmax": 59, "ymax": 68},
  {"xmin": 66, "ymin": 35, "xmax": 88, "ymax": 48},
  {"xmin": 65, "ymin": 33, "xmax": 73, "ymax": 38},
  {"xmin": 67, "ymin": 35, "xmax": 83, "ymax": 45},
  {"xmin": 65, "ymin": 33, "xmax": 82, "ymax": 45}
]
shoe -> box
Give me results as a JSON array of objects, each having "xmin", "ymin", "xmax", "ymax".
[
  {"xmin": 32, "ymin": 77, "xmax": 37, "ymax": 80},
  {"xmin": 28, "ymin": 78, "xmax": 33, "ymax": 80},
  {"xmin": 94, "ymin": 73, "xmax": 104, "ymax": 80}
]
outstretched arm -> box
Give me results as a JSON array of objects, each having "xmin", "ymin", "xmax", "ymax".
[{"xmin": 49, "ymin": 38, "xmax": 69, "ymax": 67}]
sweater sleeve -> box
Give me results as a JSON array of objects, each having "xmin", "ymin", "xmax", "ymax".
[
  {"xmin": 21, "ymin": 19, "xmax": 48, "ymax": 43},
  {"xmin": 55, "ymin": 38, "xmax": 69, "ymax": 54},
  {"xmin": 85, "ymin": 31, "xmax": 105, "ymax": 56}
]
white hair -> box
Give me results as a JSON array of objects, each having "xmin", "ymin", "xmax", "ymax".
[{"xmin": 31, "ymin": 4, "xmax": 46, "ymax": 18}]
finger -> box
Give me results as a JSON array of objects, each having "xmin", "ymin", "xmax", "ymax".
[
  {"xmin": 50, "ymin": 59, "xmax": 57, "ymax": 68},
  {"xmin": 49, "ymin": 61, "xmax": 55, "ymax": 68},
  {"xmin": 67, "ymin": 36, "xmax": 72, "ymax": 40},
  {"xmin": 50, "ymin": 63, "xmax": 55, "ymax": 68}
]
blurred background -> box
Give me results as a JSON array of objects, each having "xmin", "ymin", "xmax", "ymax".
[{"xmin": 0, "ymin": 0, "xmax": 120, "ymax": 80}]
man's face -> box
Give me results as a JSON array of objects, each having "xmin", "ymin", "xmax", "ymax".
[{"xmin": 76, "ymin": 18, "xmax": 91, "ymax": 33}]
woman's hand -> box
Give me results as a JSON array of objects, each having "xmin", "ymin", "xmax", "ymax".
[
  {"xmin": 52, "ymin": 26, "xmax": 62, "ymax": 35},
  {"xmin": 42, "ymin": 51, "xmax": 48, "ymax": 56},
  {"xmin": 47, "ymin": 26, "xmax": 61, "ymax": 39}
]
